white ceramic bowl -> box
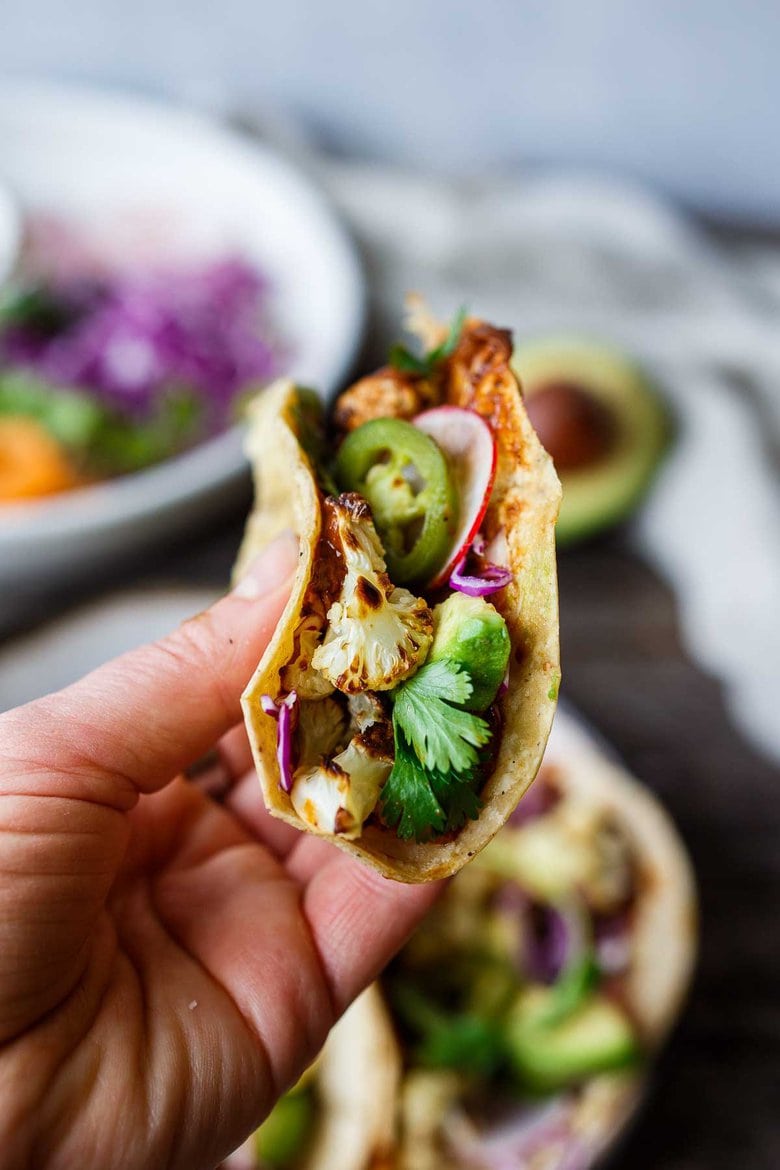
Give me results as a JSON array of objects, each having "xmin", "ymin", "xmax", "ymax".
[
  {"xmin": 0, "ymin": 81, "xmax": 365, "ymax": 586},
  {"xmin": 0, "ymin": 176, "xmax": 20, "ymax": 285}
]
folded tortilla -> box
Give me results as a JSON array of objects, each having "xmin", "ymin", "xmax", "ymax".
[
  {"xmin": 304, "ymin": 984, "xmax": 400, "ymax": 1170},
  {"xmin": 236, "ymin": 318, "xmax": 561, "ymax": 881}
]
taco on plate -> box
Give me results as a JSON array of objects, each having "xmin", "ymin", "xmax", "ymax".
[
  {"xmin": 377, "ymin": 710, "xmax": 697, "ymax": 1169},
  {"xmin": 236, "ymin": 303, "xmax": 561, "ymax": 881}
]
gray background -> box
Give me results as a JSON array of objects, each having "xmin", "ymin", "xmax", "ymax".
[{"xmin": 1, "ymin": 0, "xmax": 777, "ymax": 223}]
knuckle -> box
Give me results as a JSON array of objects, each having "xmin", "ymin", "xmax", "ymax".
[{"xmin": 157, "ymin": 612, "xmax": 238, "ymax": 724}]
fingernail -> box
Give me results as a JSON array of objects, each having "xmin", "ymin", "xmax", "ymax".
[{"xmin": 233, "ymin": 529, "xmax": 300, "ymax": 599}]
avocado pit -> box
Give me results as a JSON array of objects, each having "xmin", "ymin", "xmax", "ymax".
[{"xmin": 525, "ymin": 380, "xmax": 617, "ymax": 472}]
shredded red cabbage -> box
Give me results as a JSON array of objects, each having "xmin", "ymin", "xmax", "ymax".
[
  {"xmin": 493, "ymin": 881, "xmax": 583, "ymax": 986},
  {"xmin": 524, "ymin": 903, "xmax": 577, "ymax": 985},
  {"xmin": 449, "ymin": 533, "xmax": 513, "ymax": 597},
  {"xmin": 0, "ymin": 257, "xmax": 281, "ymax": 427},
  {"xmin": 260, "ymin": 691, "xmax": 298, "ymax": 793}
]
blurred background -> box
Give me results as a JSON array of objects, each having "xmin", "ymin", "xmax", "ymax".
[
  {"xmin": 0, "ymin": 4, "xmax": 778, "ymax": 1169},
  {"xmin": 1, "ymin": 0, "xmax": 779, "ymax": 223}
]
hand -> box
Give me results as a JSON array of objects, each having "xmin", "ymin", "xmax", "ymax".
[{"xmin": 0, "ymin": 533, "xmax": 440, "ymax": 1170}]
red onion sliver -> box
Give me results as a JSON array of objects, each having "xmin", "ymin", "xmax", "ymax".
[
  {"xmin": 449, "ymin": 550, "xmax": 513, "ymax": 597},
  {"xmin": 260, "ymin": 691, "xmax": 298, "ymax": 793},
  {"xmin": 261, "ymin": 694, "xmax": 279, "ymax": 717},
  {"xmin": 276, "ymin": 700, "xmax": 294, "ymax": 793}
]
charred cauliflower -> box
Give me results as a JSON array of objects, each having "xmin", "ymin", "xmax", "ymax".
[
  {"xmin": 348, "ymin": 689, "xmax": 391, "ymax": 734},
  {"xmin": 332, "ymin": 366, "xmax": 437, "ymax": 433},
  {"xmin": 281, "ymin": 612, "xmax": 335, "ymax": 700},
  {"xmin": 311, "ymin": 494, "xmax": 433, "ymax": 694},
  {"xmin": 296, "ymin": 696, "xmax": 349, "ymax": 763},
  {"xmin": 290, "ymin": 734, "xmax": 393, "ymax": 839}
]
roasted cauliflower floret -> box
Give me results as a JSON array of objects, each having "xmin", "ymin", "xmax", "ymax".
[
  {"xmin": 348, "ymin": 689, "xmax": 391, "ymax": 733},
  {"xmin": 332, "ymin": 366, "xmax": 438, "ymax": 434},
  {"xmin": 281, "ymin": 612, "xmax": 335, "ymax": 700},
  {"xmin": 296, "ymin": 697, "xmax": 349, "ymax": 764},
  {"xmin": 290, "ymin": 733, "xmax": 393, "ymax": 839},
  {"xmin": 311, "ymin": 494, "xmax": 433, "ymax": 694},
  {"xmin": 485, "ymin": 801, "xmax": 634, "ymax": 912}
]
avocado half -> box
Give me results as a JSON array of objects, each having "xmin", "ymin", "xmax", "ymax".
[{"xmin": 512, "ymin": 338, "xmax": 670, "ymax": 546}]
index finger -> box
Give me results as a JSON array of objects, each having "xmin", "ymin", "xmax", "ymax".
[{"xmin": 297, "ymin": 841, "xmax": 443, "ymax": 1013}]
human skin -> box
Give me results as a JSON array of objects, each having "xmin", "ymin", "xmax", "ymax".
[{"xmin": 0, "ymin": 532, "xmax": 440, "ymax": 1170}]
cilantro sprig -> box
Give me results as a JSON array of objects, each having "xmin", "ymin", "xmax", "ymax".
[
  {"xmin": 390, "ymin": 979, "xmax": 506, "ymax": 1079},
  {"xmin": 381, "ymin": 658, "xmax": 490, "ymax": 841},
  {"xmin": 392, "ymin": 659, "xmax": 491, "ymax": 774},
  {"xmin": 388, "ymin": 306, "xmax": 467, "ymax": 378}
]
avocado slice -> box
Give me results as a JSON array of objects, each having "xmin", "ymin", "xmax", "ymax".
[
  {"xmin": 429, "ymin": 593, "xmax": 511, "ymax": 711},
  {"xmin": 253, "ymin": 1088, "xmax": 314, "ymax": 1168},
  {"xmin": 506, "ymin": 988, "xmax": 640, "ymax": 1092},
  {"xmin": 513, "ymin": 338, "xmax": 670, "ymax": 546}
]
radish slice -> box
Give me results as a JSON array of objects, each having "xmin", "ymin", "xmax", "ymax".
[{"xmin": 414, "ymin": 406, "xmax": 497, "ymax": 589}]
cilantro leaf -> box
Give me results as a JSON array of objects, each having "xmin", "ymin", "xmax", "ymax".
[
  {"xmin": 393, "ymin": 659, "xmax": 491, "ymax": 775},
  {"xmin": 545, "ymin": 951, "xmax": 600, "ymax": 1025},
  {"xmin": 388, "ymin": 306, "xmax": 467, "ymax": 378},
  {"xmin": 382, "ymin": 659, "xmax": 489, "ymax": 840},
  {"xmin": 380, "ymin": 735, "xmax": 447, "ymax": 841},
  {"xmin": 0, "ymin": 283, "xmax": 79, "ymax": 337},
  {"xmin": 387, "ymin": 344, "xmax": 432, "ymax": 376},
  {"xmin": 390, "ymin": 979, "xmax": 506, "ymax": 1078},
  {"xmin": 427, "ymin": 305, "xmax": 467, "ymax": 365},
  {"xmin": 429, "ymin": 769, "xmax": 482, "ymax": 832},
  {"xmin": 381, "ymin": 736, "xmax": 483, "ymax": 841},
  {"xmin": 419, "ymin": 1014, "xmax": 505, "ymax": 1078}
]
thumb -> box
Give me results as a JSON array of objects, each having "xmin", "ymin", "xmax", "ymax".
[{"xmin": 1, "ymin": 529, "xmax": 299, "ymax": 805}]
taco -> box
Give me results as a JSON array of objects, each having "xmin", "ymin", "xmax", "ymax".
[
  {"xmin": 220, "ymin": 984, "xmax": 400, "ymax": 1170},
  {"xmin": 236, "ymin": 304, "xmax": 562, "ymax": 881},
  {"xmin": 377, "ymin": 708, "xmax": 697, "ymax": 1169}
]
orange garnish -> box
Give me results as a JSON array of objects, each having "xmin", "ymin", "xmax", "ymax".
[{"xmin": 0, "ymin": 417, "xmax": 80, "ymax": 501}]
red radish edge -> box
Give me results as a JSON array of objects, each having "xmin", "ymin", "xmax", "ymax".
[{"xmin": 414, "ymin": 406, "xmax": 497, "ymax": 589}]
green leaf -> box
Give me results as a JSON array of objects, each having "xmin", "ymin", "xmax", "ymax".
[
  {"xmin": 387, "ymin": 344, "xmax": 431, "ymax": 376},
  {"xmin": 393, "ymin": 659, "xmax": 490, "ymax": 775},
  {"xmin": 548, "ymin": 951, "xmax": 600, "ymax": 1024},
  {"xmin": 388, "ymin": 306, "xmax": 467, "ymax": 378},
  {"xmin": 426, "ymin": 305, "xmax": 467, "ymax": 366},
  {"xmin": 381, "ymin": 735, "xmax": 483, "ymax": 841},
  {"xmin": 418, "ymin": 1014, "xmax": 506, "ymax": 1079},
  {"xmin": 397, "ymin": 657, "xmax": 473, "ymax": 705},
  {"xmin": 0, "ymin": 372, "xmax": 108, "ymax": 448},
  {"xmin": 0, "ymin": 283, "xmax": 77, "ymax": 336},
  {"xmin": 384, "ymin": 658, "xmax": 489, "ymax": 839},
  {"xmin": 0, "ymin": 371, "xmax": 204, "ymax": 475},
  {"xmin": 380, "ymin": 736, "xmax": 446, "ymax": 842},
  {"xmin": 429, "ymin": 769, "xmax": 482, "ymax": 832},
  {"xmin": 290, "ymin": 387, "xmax": 339, "ymax": 496},
  {"xmin": 390, "ymin": 979, "xmax": 506, "ymax": 1079}
]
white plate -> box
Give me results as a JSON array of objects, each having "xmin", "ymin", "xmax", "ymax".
[{"xmin": 0, "ymin": 81, "xmax": 365, "ymax": 586}]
